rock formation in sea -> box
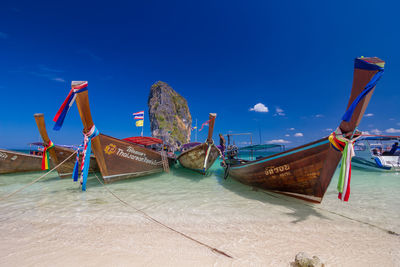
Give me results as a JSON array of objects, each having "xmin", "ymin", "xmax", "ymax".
[{"xmin": 148, "ymin": 81, "xmax": 192, "ymax": 151}]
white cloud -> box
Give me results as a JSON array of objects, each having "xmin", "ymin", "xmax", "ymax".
[
  {"xmin": 249, "ymin": 103, "xmax": 269, "ymax": 113},
  {"xmin": 266, "ymin": 139, "xmax": 291, "ymax": 144},
  {"xmin": 365, "ymin": 113, "xmax": 374, "ymax": 117},
  {"xmin": 385, "ymin": 128, "xmax": 400, "ymax": 134},
  {"xmin": 39, "ymin": 64, "xmax": 64, "ymax": 73},
  {"xmin": 0, "ymin": 32, "xmax": 8, "ymax": 39},
  {"xmin": 275, "ymin": 107, "xmax": 285, "ymax": 116},
  {"xmin": 389, "ymin": 118, "xmax": 395, "ymax": 121},
  {"xmin": 52, "ymin": 77, "xmax": 65, "ymax": 82},
  {"xmin": 77, "ymin": 49, "xmax": 102, "ymax": 62},
  {"xmin": 285, "ymin": 134, "xmax": 290, "ymax": 137},
  {"xmin": 371, "ymin": 129, "xmax": 382, "ymax": 135},
  {"xmin": 294, "ymin": 133, "xmax": 303, "ymax": 137},
  {"xmin": 288, "ymin": 128, "xmax": 295, "ymax": 131},
  {"xmin": 315, "ymin": 114, "xmax": 324, "ymax": 118},
  {"xmin": 362, "ymin": 131, "xmax": 370, "ymax": 135},
  {"xmin": 325, "ymin": 128, "xmax": 333, "ymax": 131}
]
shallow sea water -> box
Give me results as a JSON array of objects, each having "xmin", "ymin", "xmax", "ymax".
[{"xmin": 0, "ymin": 160, "xmax": 399, "ymax": 266}]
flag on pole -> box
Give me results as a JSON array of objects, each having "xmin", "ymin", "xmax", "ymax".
[
  {"xmin": 191, "ymin": 126, "xmax": 197, "ymax": 131},
  {"xmin": 136, "ymin": 120, "xmax": 144, "ymax": 127},
  {"xmin": 133, "ymin": 111, "xmax": 144, "ymax": 120},
  {"xmin": 198, "ymin": 120, "xmax": 209, "ymax": 132}
]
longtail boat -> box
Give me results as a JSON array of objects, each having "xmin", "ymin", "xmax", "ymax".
[
  {"xmin": 33, "ymin": 113, "xmax": 99, "ymax": 178},
  {"xmin": 177, "ymin": 113, "xmax": 221, "ymax": 174},
  {"xmin": 223, "ymin": 57, "xmax": 385, "ymax": 203},
  {"xmin": 0, "ymin": 148, "xmax": 43, "ymax": 174},
  {"xmin": 72, "ymin": 81, "xmax": 173, "ymax": 186}
]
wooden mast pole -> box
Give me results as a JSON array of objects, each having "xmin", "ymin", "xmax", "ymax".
[
  {"xmin": 34, "ymin": 113, "xmax": 58, "ymax": 163},
  {"xmin": 74, "ymin": 81, "xmax": 108, "ymax": 177},
  {"xmin": 207, "ymin": 113, "xmax": 217, "ymax": 144}
]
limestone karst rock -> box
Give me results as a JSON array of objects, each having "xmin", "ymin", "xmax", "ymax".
[{"xmin": 148, "ymin": 81, "xmax": 192, "ymax": 151}]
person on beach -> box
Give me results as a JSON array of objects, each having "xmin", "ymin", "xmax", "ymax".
[
  {"xmin": 389, "ymin": 142, "xmax": 399, "ymax": 155},
  {"xmin": 219, "ymin": 133, "xmax": 226, "ymax": 154}
]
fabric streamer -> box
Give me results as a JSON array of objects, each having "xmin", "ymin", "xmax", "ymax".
[
  {"xmin": 198, "ymin": 120, "xmax": 209, "ymax": 132},
  {"xmin": 72, "ymin": 145, "xmax": 83, "ymax": 182},
  {"xmin": 41, "ymin": 141, "xmax": 54, "ymax": 170},
  {"xmin": 79, "ymin": 125, "xmax": 99, "ymax": 191},
  {"xmin": 53, "ymin": 82, "xmax": 88, "ymax": 130},
  {"xmin": 329, "ymin": 129, "xmax": 361, "ymax": 201},
  {"xmin": 342, "ymin": 67, "xmax": 384, "ymax": 122}
]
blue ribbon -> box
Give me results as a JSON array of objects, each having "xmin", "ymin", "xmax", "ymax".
[
  {"xmin": 81, "ymin": 126, "xmax": 99, "ymax": 191},
  {"xmin": 53, "ymin": 87, "xmax": 88, "ymax": 131},
  {"xmin": 72, "ymin": 145, "xmax": 83, "ymax": 182},
  {"xmin": 342, "ymin": 69, "xmax": 384, "ymax": 122}
]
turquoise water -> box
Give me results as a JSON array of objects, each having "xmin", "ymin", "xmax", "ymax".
[
  {"xmin": 1, "ymin": 160, "xmax": 399, "ymax": 232},
  {"xmin": 0, "ymin": 159, "xmax": 399, "ymax": 265}
]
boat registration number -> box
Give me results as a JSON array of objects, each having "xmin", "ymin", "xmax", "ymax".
[{"xmin": 264, "ymin": 164, "xmax": 290, "ymax": 176}]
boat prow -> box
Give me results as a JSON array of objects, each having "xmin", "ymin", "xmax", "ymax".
[
  {"xmin": 177, "ymin": 113, "xmax": 221, "ymax": 174},
  {"xmin": 224, "ymin": 57, "xmax": 385, "ymax": 203},
  {"xmin": 73, "ymin": 81, "xmax": 172, "ymax": 184},
  {"xmin": 34, "ymin": 113, "xmax": 99, "ymax": 178}
]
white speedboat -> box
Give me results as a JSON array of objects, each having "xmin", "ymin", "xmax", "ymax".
[{"xmin": 352, "ymin": 136, "xmax": 400, "ymax": 171}]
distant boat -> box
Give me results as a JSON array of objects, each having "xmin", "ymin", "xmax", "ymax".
[
  {"xmin": 352, "ymin": 136, "xmax": 400, "ymax": 171},
  {"xmin": 73, "ymin": 81, "xmax": 174, "ymax": 184},
  {"xmin": 0, "ymin": 146, "xmax": 44, "ymax": 174},
  {"xmin": 223, "ymin": 57, "xmax": 385, "ymax": 203},
  {"xmin": 33, "ymin": 113, "xmax": 99, "ymax": 178},
  {"xmin": 177, "ymin": 113, "xmax": 221, "ymax": 174}
]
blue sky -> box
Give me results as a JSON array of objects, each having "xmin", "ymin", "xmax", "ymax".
[{"xmin": 0, "ymin": 0, "xmax": 399, "ymax": 148}]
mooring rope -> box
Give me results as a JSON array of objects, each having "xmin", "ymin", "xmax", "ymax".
[
  {"xmin": 0, "ymin": 150, "xmax": 78, "ymax": 201},
  {"xmin": 260, "ymin": 190, "xmax": 399, "ymax": 237},
  {"xmin": 91, "ymin": 172, "xmax": 233, "ymax": 259}
]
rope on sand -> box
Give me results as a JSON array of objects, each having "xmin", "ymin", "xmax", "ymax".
[
  {"xmin": 91, "ymin": 172, "xmax": 233, "ymax": 259},
  {"xmin": 260, "ymin": 191, "xmax": 399, "ymax": 237},
  {"xmin": 0, "ymin": 150, "xmax": 78, "ymax": 201}
]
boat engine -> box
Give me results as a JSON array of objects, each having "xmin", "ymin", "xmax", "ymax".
[{"xmin": 226, "ymin": 145, "xmax": 238, "ymax": 160}]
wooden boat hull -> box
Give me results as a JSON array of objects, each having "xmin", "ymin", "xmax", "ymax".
[
  {"xmin": 52, "ymin": 146, "xmax": 98, "ymax": 178},
  {"xmin": 90, "ymin": 133, "xmax": 168, "ymax": 183},
  {"xmin": 226, "ymin": 138, "xmax": 339, "ymax": 203},
  {"xmin": 224, "ymin": 57, "xmax": 385, "ymax": 203},
  {"xmin": 0, "ymin": 149, "xmax": 43, "ymax": 174},
  {"xmin": 178, "ymin": 143, "xmax": 220, "ymax": 173}
]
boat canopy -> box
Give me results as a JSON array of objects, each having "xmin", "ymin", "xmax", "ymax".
[
  {"xmin": 359, "ymin": 136, "xmax": 400, "ymax": 141},
  {"xmin": 28, "ymin": 142, "xmax": 44, "ymax": 146},
  {"xmin": 239, "ymin": 144, "xmax": 284, "ymax": 150},
  {"xmin": 123, "ymin": 136, "xmax": 163, "ymax": 146}
]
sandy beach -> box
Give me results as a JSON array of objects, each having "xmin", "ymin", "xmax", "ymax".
[{"xmin": 1, "ymin": 167, "xmax": 399, "ymax": 266}]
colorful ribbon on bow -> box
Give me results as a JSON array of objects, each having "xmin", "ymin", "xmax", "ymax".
[
  {"xmin": 72, "ymin": 145, "xmax": 83, "ymax": 182},
  {"xmin": 41, "ymin": 141, "xmax": 54, "ymax": 170},
  {"xmin": 53, "ymin": 82, "xmax": 88, "ymax": 131},
  {"xmin": 79, "ymin": 125, "xmax": 99, "ymax": 191},
  {"xmin": 342, "ymin": 66, "xmax": 384, "ymax": 122},
  {"xmin": 329, "ymin": 129, "xmax": 361, "ymax": 201}
]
